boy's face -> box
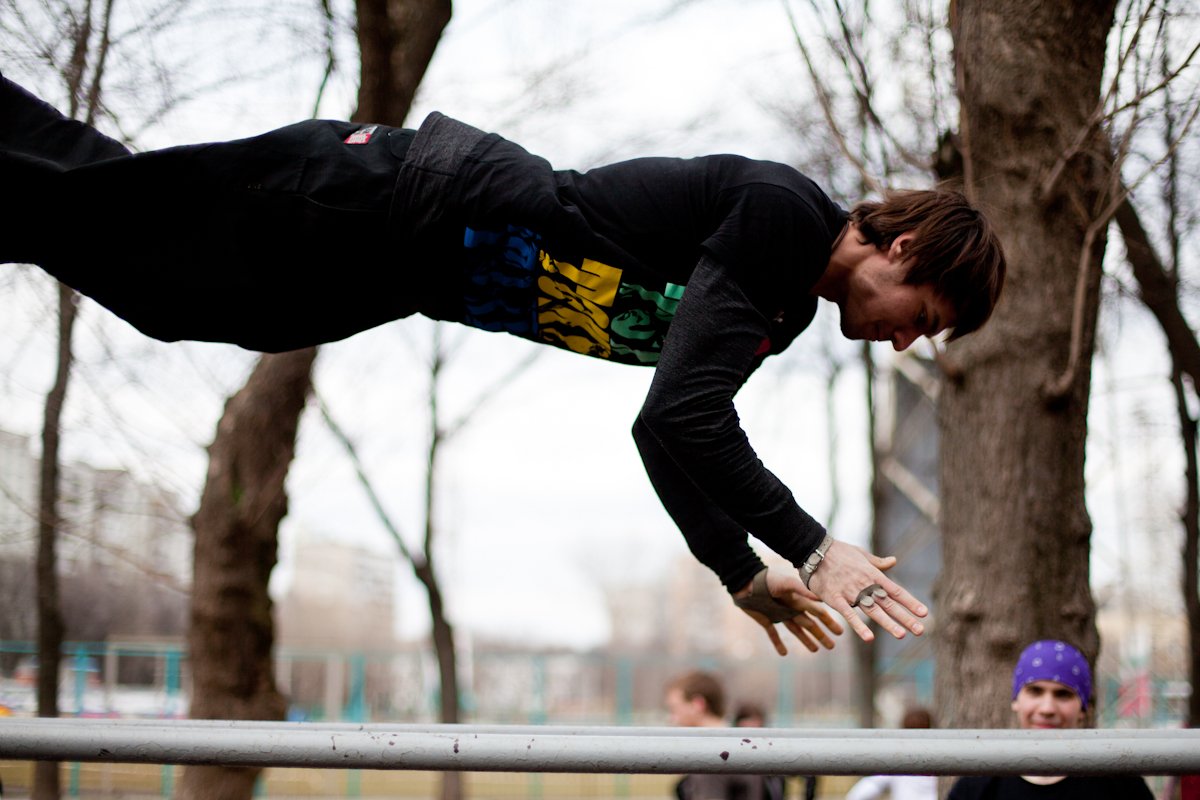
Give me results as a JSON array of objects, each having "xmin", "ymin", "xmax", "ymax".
[
  {"xmin": 664, "ymin": 687, "xmax": 706, "ymax": 727},
  {"xmin": 838, "ymin": 234, "xmax": 956, "ymax": 351},
  {"xmin": 1011, "ymin": 680, "xmax": 1085, "ymax": 729}
]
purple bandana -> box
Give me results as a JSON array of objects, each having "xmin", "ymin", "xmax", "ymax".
[{"xmin": 1011, "ymin": 640, "xmax": 1092, "ymax": 710}]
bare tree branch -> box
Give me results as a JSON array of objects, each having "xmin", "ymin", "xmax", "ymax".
[
  {"xmin": 817, "ymin": 0, "xmax": 930, "ymax": 174},
  {"xmin": 422, "ymin": 324, "xmax": 443, "ymax": 558},
  {"xmin": 312, "ymin": 0, "xmax": 337, "ymax": 117},
  {"xmin": 82, "ymin": 0, "xmax": 114, "ymax": 125},
  {"xmin": 1043, "ymin": 91, "xmax": 1200, "ymax": 399},
  {"xmin": 782, "ymin": 0, "xmax": 882, "ymax": 194},
  {"xmin": 315, "ymin": 391, "xmax": 421, "ymax": 568},
  {"xmin": 909, "ymin": 0, "xmax": 949, "ymax": 136},
  {"xmin": 1036, "ymin": 0, "xmax": 1199, "ymax": 204},
  {"xmin": 1106, "ymin": 39, "xmax": 1200, "ymax": 122},
  {"xmin": 948, "ymin": 0, "xmax": 975, "ymax": 201},
  {"xmin": 1116, "ymin": 196, "xmax": 1200, "ymax": 388},
  {"xmin": 443, "ymin": 347, "xmax": 543, "ymax": 440}
]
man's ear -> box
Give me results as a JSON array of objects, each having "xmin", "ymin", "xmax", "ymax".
[{"xmin": 888, "ymin": 232, "xmax": 916, "ymax": 262}]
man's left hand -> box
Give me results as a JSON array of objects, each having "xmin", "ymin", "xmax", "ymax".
[{"xmin": 734, "ymin": 567, "xmax": 845, "ymax": 656}]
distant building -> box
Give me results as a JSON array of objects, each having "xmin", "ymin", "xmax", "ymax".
[
  {"xmin": 0, "ymin": 428, "xmax": 38, "ymax": 556},
  {"xmin": 274, "ymin": 529, "xmax": 400, "ymax": 719},
  {"xmin": 0, "ymin": 427, "xmax": 191, "ymax": 588},
  {"xmin": 276, "ymin": 528, "xmax": 397, "ymax": 649}
]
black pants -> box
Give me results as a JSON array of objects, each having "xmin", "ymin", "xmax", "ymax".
[{"xmin": 2, "ymin": 73, "xmax": 430, "ymax": 352}]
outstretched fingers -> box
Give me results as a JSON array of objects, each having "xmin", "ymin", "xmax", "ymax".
[
  {"xmin": 873, "ymin": 582, "xmax": 927, "ymax": 635},
  {"xmin": 736, "ymin": 565, "xmax": 856, "ymax": 656},
  {"xmin": 829, "ymin": 595, "xmax": 877, "ymax": 642},
  {"xmin": 745, "ymin": 609, "xmax": 790, "ymax": 656},
  {"xmin": 783, "ymin": 614, "xmax": 830, "ymax": 652},
  {"xmin": 809, "ymin": 541, "xmax": 929, "ymax": 643},
  {"xmin": 851, "ymin": 577, "xmax": 927, "ymax": 639},
  {"xmin": 789, "ymin": 600, "xmax": 842, "ymax": 647}
]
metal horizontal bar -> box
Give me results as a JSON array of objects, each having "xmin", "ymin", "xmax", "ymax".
[
  {"xmin": 14, "ymin": 718, "xmax": 1191, "ymax": 739},
  {"xmin": 2, "ymin": 719, "xmax": 1198, "ymax": 775}
]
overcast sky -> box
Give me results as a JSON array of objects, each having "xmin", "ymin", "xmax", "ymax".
[{"xmin": 0, "ymin": 0, "xmax": 1191, "ymax": 652}]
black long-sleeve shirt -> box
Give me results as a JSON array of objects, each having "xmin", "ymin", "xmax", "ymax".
[
  {"xmin": 631, "ymin": 255, "xmax": 826, "ymax": 590},
  {"xmin": 409, "ymin": 113, "xmax": 848, "ymax": 590}
]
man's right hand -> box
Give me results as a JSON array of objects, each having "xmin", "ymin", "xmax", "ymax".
[{"xmin": 807, "ymin": 540, "xmax": 928, "ymax": 642}]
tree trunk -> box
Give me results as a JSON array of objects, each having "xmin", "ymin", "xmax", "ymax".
[
  {"xmin": 936, "ymin": 2, "xmax": 1117, "ymax": 729},
  {"xmin": 175, "ymin": 3, "xmax": 451, "ymax": 796},
  {"xmin": 419, "ymin": 327, "xmax": 463, "ymax": 800},
  {"xmin": 417, "ymin": 519, "xmax": 463, "ymax": 800},
  {"xmin": 416, "ymin": 561, "xmax": 459, "ymax": 724},
  {"xmin": 353, "ymin": 1, "xmax": 455, "ymax": 795},
  {"xmin": 178, "ymin": 348, "xmax": 316, "ymax": 800},
  {"xmin": 33, "ymin": 285, "xmax": 78, "ymax": 800},
  {"xmin": 1114, "ymin": 195, "xmax": 1200, "ymax": 727},
  {"xmin": 353, "ymin": 0, "xmax": 451, "ymax": 124}
]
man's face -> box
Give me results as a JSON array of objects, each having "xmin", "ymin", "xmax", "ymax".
[
  {"xmin": 838, "ymin": 235, "xmax": 956, "ymax": 352},
  {"xmin": 665, "ymin": 687, "xmax": 705, "ymax": 727},
  {"xmin": 1011, "ymin": 680, "xmax": 1085, "ymax": 729}
]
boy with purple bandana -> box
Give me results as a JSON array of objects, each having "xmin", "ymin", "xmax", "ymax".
[{"xmin": 948, "ymin": 640, "xmax": 1153, "ymax": 799}]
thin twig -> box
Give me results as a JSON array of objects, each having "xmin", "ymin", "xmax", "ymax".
[
  {"xmin": 314, "ymin": 390, "xmax": 420, "ymax": 568},
  {"xmin": 443, "ymin": 348, "xmax": 544, "ymax": 440},
  {"xmin": 782, "ymin": 0, "xmax": 882, "ymax": 195},
  {"xmin": 1041, "ymin": 219, "xmax": 1106, "ymax": 401},
  {"xmin": 948, "ymin": 0, "xmax": 975, "ymax": 201},
  {"xmin": 1039, "ymin": 0, "xmax": 1179, "ymax": 204},
  {"xmin": 312, "ymin": 0, "xmax": 336, "ymax": 118},
  {"xmin": 1043, "ymin": 94, "xmax": 1200, "ymax": 399},
  {"xmin": 828, "ymin": 0, "xmax": 929, "ymax": 172},
  {"xmin": 82, "ymin": 0, "xmax": 114, "ymax": 126},
  {"xmin": 1106, "ymin": 39, "xmax": 1200, "ymax": 122}
]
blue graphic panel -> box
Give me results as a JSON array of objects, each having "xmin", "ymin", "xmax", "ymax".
[{"xmin": 461, "ymin": 225, "xmax": 540, "ymax": 334}]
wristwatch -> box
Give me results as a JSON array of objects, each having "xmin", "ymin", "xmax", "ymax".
[{"xmin": 800, "ymin": 534, "xmax": 835, "ymax": 589}]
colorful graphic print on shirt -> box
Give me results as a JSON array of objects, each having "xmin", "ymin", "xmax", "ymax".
[{"xmin": 461, "ymin": 224, "xmax": 684, "ymax": 365}]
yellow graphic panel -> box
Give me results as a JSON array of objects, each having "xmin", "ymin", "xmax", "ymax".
[{"xmin": 537, "ymin": 252, "xmax": 623, "ymax": 358}]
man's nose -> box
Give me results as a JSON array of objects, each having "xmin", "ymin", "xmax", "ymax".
[{"xmin": 892, "ymin": 329, "xmax": 917, "ymax": 351}]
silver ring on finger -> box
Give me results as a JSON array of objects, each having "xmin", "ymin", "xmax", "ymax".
[{"xmin": 851, "ymin": 583, "xmax": 888, "ymax": 609}]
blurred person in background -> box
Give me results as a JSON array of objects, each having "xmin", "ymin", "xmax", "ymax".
[
  {"xmin": 666, "ymin": 671, "xmax": 771, "ymax": 800},
  {"xmin": 843, "ymin": 706, "xmax": 936, "ymax": 800},
  {"xmin": 732, "ymin": 702, "xmax": 809, "ymax": 800}
]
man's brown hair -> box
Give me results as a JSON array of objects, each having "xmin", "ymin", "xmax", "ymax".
[
  {"xmin": 732, "ymin": 701, "xmax": 769, "ymax": 726},
  {"xmin": 667, "ymin": 670, "xmax": 726, "ymax": 717},
  {"xmin": 849, "ymin": 187, "xmax": 1006, "ymax": 341},
  {"xmin": 902, "ymin": 706, "xmax": 933, "ymax": 729}
]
